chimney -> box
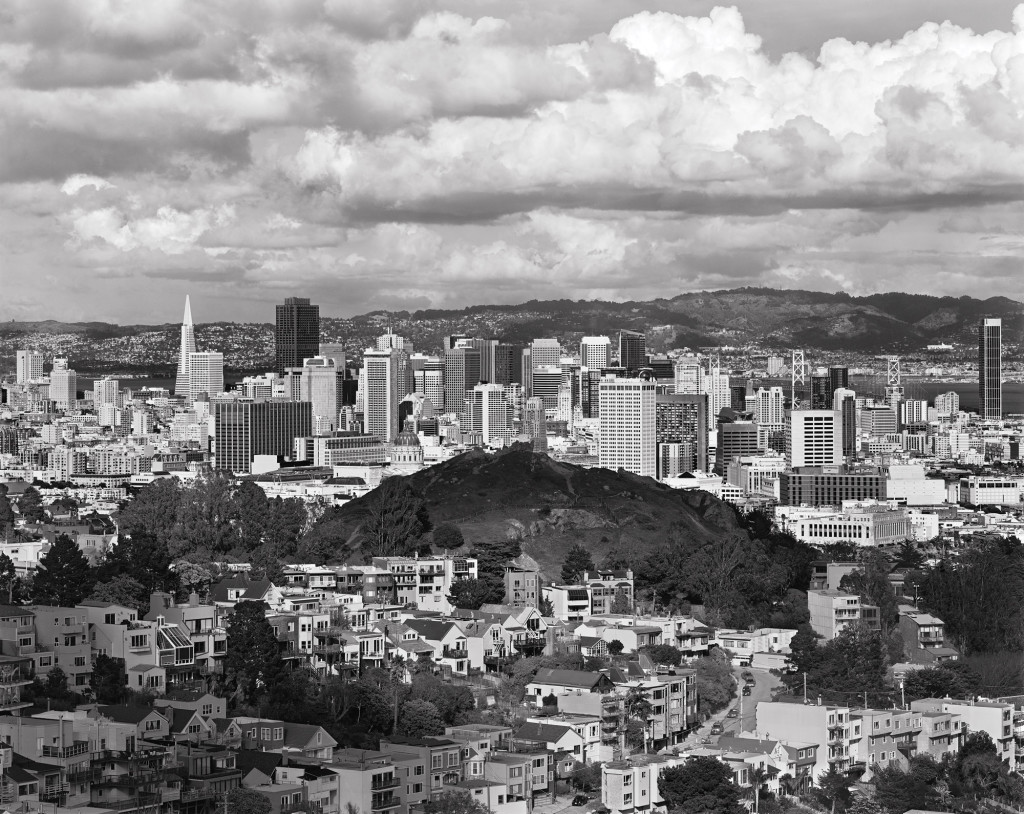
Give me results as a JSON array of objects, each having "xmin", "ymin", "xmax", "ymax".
[{"xmin": 188, "ymin": 593, "xmax": 199, "ymax": 607}]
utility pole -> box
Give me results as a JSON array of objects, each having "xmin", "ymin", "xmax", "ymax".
[{"xmin": 803, "ymin": 673, "xmax": 807, "ymax": 704}]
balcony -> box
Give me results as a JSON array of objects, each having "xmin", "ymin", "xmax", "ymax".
[
  {"xmin": 370, "ymin": 797, "xmax": 401, "ymax": 811},
  {"xmin": 40, "ymin": 783, "xmax": 69, "ymax": 801},
  {"xmin": 43, "ymin": 742, "xmax": 90, "ymax": 759},
  {"xmin": 371, "ymin": 776, "xmax": 400, "ymax": 791},
  {"xmin": 442, "ymin": 649, "xmax": 468, "ymax": 660}
]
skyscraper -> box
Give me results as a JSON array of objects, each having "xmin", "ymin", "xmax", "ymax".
[
  {"xmin": 655, "ymin": 393, "xmax": 708, "ymax": 477},
  {"xmin": 300, "ymin": 356, "xmax": 340, "ymax": 431},
  {"xmin": 363, "ymin": 349, "xmax": 400, "ymax": 442},
  {"xmin": 979, "ymin": 317, "xmax": 1002, "ymax": 420},
  {"xmin": 188, "ymin": 352, "xmax": 224, "ymax": 403},
  {"xmin": 49, "ymin": 358, "xmax": 77, "ymax": 409},
  {"xmin": 15, "ymin": 351, "xmax": 44, "ymax": 383},
  {"xmin": 828, "ymin": 366, "xmax": 849, "ymax": 398},
  {"xmin": 618, "ymin": 330, "xmax": 647, "ymax": 372},
  {"xmin": 468, "ymin": 384, "xmax": 513, "ymax": 446},
  {"xmin": 580, "ymin": 336, "xmax": 612, "ymax": 370},
  {"xmin": 444, "ymin": 346, "xmax": 481, "ymax": 420},
  {"xmin": 599, "ymin": 376, "xmax": 656, "ymax": 477},
  {"xmin": 275, "ymin": 297, "xmax": 320, "ymax": 374},
  {"xmin": 174, "ymin": 296, "xmax": 196, "ymax": 398},
  {"xmin": 834, "ymin": 388, "xmax": 858, "ymax": 459},
  {"xmin": 494, "ymin": 343, "xmax": 523, "ymax": 387},
  {"xmin": 523, "ymin": 396, "xmax": 548, "ymax": 453}
]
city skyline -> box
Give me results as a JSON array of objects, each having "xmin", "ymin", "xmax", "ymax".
[{"xmin": 5, "ymin": 1, "xmax": 1024, "ymax": 322}]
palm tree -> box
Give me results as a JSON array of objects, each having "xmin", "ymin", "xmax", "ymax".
[{"xmin": 748, "ymin": 766, "xmax": 769, "ymax": 814}]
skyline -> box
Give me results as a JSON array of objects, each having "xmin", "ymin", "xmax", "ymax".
[{"xmin": 5, "ymin": 1, "xmax": 1024, "ymax": 322}]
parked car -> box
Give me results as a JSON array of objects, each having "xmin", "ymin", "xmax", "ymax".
[
  {"xmin": 701, "ymin": 736, "xmax": 712, "ymax": 744},
  {"xmin": 742, "ymin": 686, "xmax": 752, "ymax": 696},
  {"xmin": 711, "ymin": 722, "xmax": 724, "ymax": 734},
  {"xmin": 727, "ymin": 708, "xmax": 738, "ymax": 718}
]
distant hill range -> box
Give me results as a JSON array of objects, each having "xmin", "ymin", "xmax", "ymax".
[{"xmin": 3, "ymin": 288, "xmax": 1021, "ymax": 372}]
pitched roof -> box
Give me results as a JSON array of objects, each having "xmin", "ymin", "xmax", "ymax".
[
  {"xmin": 284, "ymin": 723, "xmax": 337, "ymax": 750},
  {"xmin": 97, "ymin": 705, "xmax": 164, "ymax": 725},
  {"xmin": 236, "ymin": 749, "xmax": 283, "ymax": 777},
  {"xmin": 531, "ymin": 668, "xmax": 611, "ymax": 689},
  {"xmin": 516, "ymin": 722, "xmax": 579, "ymax": 743},
  {"xmin": 404, "ymin": 618, "xmax": 457, "ymax": 641}
]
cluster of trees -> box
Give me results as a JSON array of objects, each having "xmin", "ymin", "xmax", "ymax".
[
  {"xmin": 118, "ymin": 475, "xmax": 308, "ymax": 567},
  {"xmin": 621, "ymin": 508, "xmax": 820, "ymax": 628}
]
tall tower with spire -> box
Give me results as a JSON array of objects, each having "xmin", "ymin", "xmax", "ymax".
[{"xmin": 174, "ymin": 295, "xmax": 196, "ymax": 397}]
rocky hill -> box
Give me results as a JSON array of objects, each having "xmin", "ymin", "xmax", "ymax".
[{"xmin": 313, "ymin": 444, "xmax": 748, "ymax": 581}]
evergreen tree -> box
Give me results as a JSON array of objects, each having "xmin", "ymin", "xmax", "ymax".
[
  {"xmin": 358, "ymin": 479, "xmax": 431, "ymax": 558},
  {"xmin": 610, "ymin": 588, "xmax": 633, "ymax": 614},
  {"xmin": 33, "ymin": 534, "xmax": 95, "ymax": 606},
  {"xmin": 233, "ymin": 481, "xmax": 270, "ymax": 552},
  {"xmin": 90, "ymin": 575, "xmax": 149, "ymax": 615},
  {"xmin": 398, "ymin": 699, "xmax": 445, "ymax": 738},
  {"xmin": 225, "ymin": 600, "xmax": 285, "ymax": 703},
  {"xmin": 0, "ymin": 553, "xmax": 17, "ymax": 603},
  {"xmin": 17, "ymin": 487, "xmax": 45, "ymax": 523},
  {"xmin": 225, "ymin": 788, "xmax": 272, "ymax": 814},
  {"xmin": 447, "ymin": 578, "xmax": 491, "ymax": 610},
  {"xmin": 561, "ymin": 543, "xmax": 595, "ymax": 584},
  {"xmin": 0, "ymin": 487, "xmax": 15, "ymax": 535},
  {"xmin": 815, "ymin": 767, "xmax": 853, "ymax": 813},
  {"xmin": 90, "ymin": 655, "xmax": 128, "ymax": 704},
  {"xmin": 101, "ymin": 529, "xmax": 174, "ymax": 596},
  {"xmin": 892, "ymin": 539, "xmax": 925, "ymax": 570}
]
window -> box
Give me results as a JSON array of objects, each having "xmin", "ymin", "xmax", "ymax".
[
  {"xmin": 104, "ymin": 613, "xmax": 115, "ymax": 624},
  {"xmin": 261, "ymin": 728, "xmax": 270, "ymax": 740},
  {"xmin": 431, "ymin": 755, "xmax": 443, "ymax": 769},
  {"xmin": 274, "ymin": 728, "xmax": 284, "ymax": 740}
]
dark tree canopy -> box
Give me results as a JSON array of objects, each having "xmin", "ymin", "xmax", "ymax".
[
  {"xmin": 448, "ymin": 578, "xmax": 491, "ymax": 610},
  {"xmin": 561, "ymin": 543, "xmax": 595, "ymax": 584},
  {"xmin": 17, "ymin": 487, "xmax": 45, "ymax": 523},
  {"xmin": 357, "ymin": 478, "xmax": 432, "ymax": 559},
  {"xmin": 90, "ymin": 654, "xmax": 128, "ymax": 704},
  {"xmin": 659, "ymin": 756, "xmax": 746, "ymax": 814},
  {"xmin": 225, "ymin": 788, "xmax": 272, "ymax": 814},
  {"xmin": 225, "ymin": 600, "xmax": 285, "ymax": 703},
  {"xmin": 33, "ymin": 534, "xmax": 95, "ymax": 607}
]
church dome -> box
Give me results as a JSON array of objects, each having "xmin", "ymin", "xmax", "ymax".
[{"xmin": 393, "ymin": 429, "xmax": 421, "ymax": 447}]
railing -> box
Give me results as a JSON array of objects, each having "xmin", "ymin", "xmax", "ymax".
[
  {"xmin": 40, "ymin": 783, "xmax": 69, "ymax": 801},
  {"xmin": 442, "ymin": 649, "xmax": 468, "ymax": 659},
  {"xmin": 43, "ymin": 742, "xmax": 90, "ymax": 758},
  {"xmin": 179, "ymin": 788, "xmax": 220, "ymax": 802},
  {"xmin": 370, "ymin": 775, "xmax": 400, "ymax": 790},
  {"xmin": 370, "ymin": 797, "xmax": 401, "ymax": 811}
]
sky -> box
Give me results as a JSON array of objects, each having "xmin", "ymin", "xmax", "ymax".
[{"xmin": 3, "ymin": 0, "xmax": 1024, "ymax": 324}]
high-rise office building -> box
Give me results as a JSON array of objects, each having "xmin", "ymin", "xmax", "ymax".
[
  {"xmin": 834, "ymin": 388, "xmax": 857, "ymax": 459},
  {"xmin": 457, "ymin": 338, "xmax": 498, "ymax": 385},
  {"xmin": 188, "ymin": 352, "xmax": 224, "ymax": 403},
  {"xmin": 494, "ymin": 343, "xmax": 523, "ymax": 387},
  {"xmin": 580, "ymin": 336, "xmax": 612, "ymax": 371},
  {"xmin": 530, "ymin": 365, "xmax": 563, "ymax": 410},
  {"xmin": 300, "ymin": 356, "xmax": 340, "ymax": 432},
  {"xmin": 468, "ymin": 384, "xmax": 513, "ymax": 446},
  {"xmin": 362, "ymin": 349, "xmax": 400, "ymax": 442},
  {"xmin": 599, "ymin": 376, "xmax": 656, "ymax": 477},
  {"xmin": 811, "ymin": 374, "xmax": 831, "ymax": 410},
  {"xmin": 786, "ymin": 410, "xmax": 841, "ymax": 469},
  {"xmin": 49, "ymin": 358, "xmax": 77, "ymax": 409},
  {"xmin": 767, "ymin": 356, "xmax": 785, "ymax": 377},
  {"xmin": 715, "ymin": 420, "xmax": 759, "ymax": 474},
  {"xmin": 828, "ymin": 367, "xmax": 849, "ymax": 399},
  {"xmin": 174, "ymin": 296, "xmax": 196, "ymax": 397},
  {"xmin": 413, "ymin": 356, "xmax": 445, "ymax": 413},
  {"xmin": 656, "ymin": 393, "xmax": 708, "ymax": 477},
  {"xmin": 275, "ymin": 297, "xmax": 320, "ymax": 374},
  {"xmin": 754, "ymin": 386, "xmax": 786, "ymax": 450},
  {"xmin": 444, "ymin": 346, "xmax": 481, "ymax": 420},
  {"xmin": 214, "ymin": 400, "xmax": 312, "ymax": 474},
  {"xmin": 523, "ymin": 396, "xmax": 548, "ymax": 453},
  {"xmin": 701, "ymin": 370, "xmax": 731, "ymax": 421},
  {"xmin": 618, "ymin": 330, "xmax": 647, "ymax": 372},
  {"xmin": 979, "ymin": 317, "xmax": 1002, "ymax": 420},
  {"xmin": 530, "ymin": 338, "xmax": 561, "ymax": 369},
  {"xmin": 319, "ymin": 343, "xmax": 347, "ymax": 369},
  {"xmin": 901, "ymin": 399, "xmax": 929, "ymax": 427},
  {"xmin": 15, "ymin": 351, "xmax": 44, "ymax": 384},
  {"xmin": 376, "ymin": 333, "xmax": 412, "ymax": 354}
]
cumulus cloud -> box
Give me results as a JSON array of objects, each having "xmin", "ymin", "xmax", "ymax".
[{"xmin": 5, "ymin": 0, "xmax": 1024, "ymax": 320}]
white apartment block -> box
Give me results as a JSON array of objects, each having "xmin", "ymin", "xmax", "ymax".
[
  {"xmin": 362, "ymin": 349, "xmax": 400, "ymax": 442},
  {"xmin": 599, "ymin": 377, "xmax": 656, "ymax": 478},
  {"xmin": 372, "ymin": 555, "xmax": 478, "ymax": 613},
  {"xmin": 958, "ymin": 476, "xmax": 1024, "ymax": 506},
  {"xmin": 807, "ymin": 589, "xmax": 879, "ymax": 640},
  {"xmin": 188, "ymin": 352, "xmax": 225, "ymax": 403},
  {"xmin": 15, "ymin": 351, "xmax": 44, "ymax": 384},
  {"xmin": 580, "ymin": 336, "xmax": 612, "ymax": 371}
]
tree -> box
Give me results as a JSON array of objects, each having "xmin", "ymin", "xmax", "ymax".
[
  {"xmin": 569, "ymin": 761, "xmax": 603, "ymax": 793},
  {"xmin": 45, "ymin": 666, "xmax": 70, "ymax": 701},
  {"xmin": 357, "ymin": 478, "xmax": 431, "ymax": 558},
  {"xmin": 175, "ymin": 561, "xmax": 213, "ymax": 598},
  {"xmin": 398, "ymin": 699, "xmax": 444, "ymax": 738},
  {"xmin": 610, "ymin": 588, "xmax": 632, "ymax": 614},
  {"xmin": 892, "ymin": 539, "xmax": 925, "ymax": 570},
  {"xmin": 90, "ymin": 575, "xmax": 149, "ymax": 615},
  {"xmin": 607, "ymin": 640, "xmax": 625, "ymax": 656},
  {"xmin": 659, "ymin": 756, "xmax": 746, "ymax": 814},
  {"xmin": 17, "ymin": 487, "xmax": 45, "ymax": 523},
  {"xmin": 433, "ymin": 523, "xmax": 465, "ymax": 550},
  {"xmin": 0, "ymin": 489, "xmax": 15, "ymax": 535},
  {"xmin": 538, "ymin": 596, "xmax": 554, "ymax": 617},
  {"xmin": 233, "ymin": 481, "xmax": 271, "ymax": 552},
  {"xmin": 839, "ymin": 550, "xmax": 899, "ymax": 633},
  {"xmin": 693, "ymin": 652, "xmax": 735, "ymax": 713},
  {"xmin": 873, "ymin": 756, "xmax": 941, "ymax": 814},
  {"xmin": 624, "ymin": 685, "xmax": 653, "ymax": 752},
  {"xmin": 448, "ymin": 578, "xmax": 491, "ymax": 610},
  {"xmin": 0, "ymin": 553, "xmax": 17, "ymax": 603},
  {"xmin": 101, "ymin": 528, "xmax": 174, "ymax": 596},
  {"xmin": 225, "ymin": 788, "xmax": 272, "ymax": 814},
  {"xmin": 815, "ymin": 767, "xmax": 852, "ymax": 813},
  {"xmin": 32, "ymin": 534, "xmax": 95, "ymax": 606},
  {"xmin": 748, "ymin": 766, "xmax": 768, "ymax": 814},
  {"xmin": 421, "ymin": 789, "xmax": 489, "ymax": 814},
  {"xmin": 91, "ymin": 654, "xmax": 127, "ymax": 704},
  {"xmin": 641, "ymin": 644, "xmax": 683, "ymax": 667},
  {"xmin": 225, "ymin": 600, "xmax": 285, "ymax": 703},
  {"xmin": 561, "ymin": 543, "xmax": 595, "ymax": 584},
  {"xmin": 901, "ymin": 663, "xmax": 979, "ymax": 702},
  {"xmin": 469, "ymin": 537, "xmax": 522, "ymax": 604}
]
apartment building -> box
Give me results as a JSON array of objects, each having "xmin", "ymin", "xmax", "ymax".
[
  {"xmin": 27, "ymin": 605, "xmax": 93, "ymax": 689},
  {"xmin": 583, "ymin": 569, "xmax": 634, "ymax": 615},
  {"xmin": 757, "ymin": 700, "xmax": 856, "ymax": 777},
  {"xmin": 503, "ymin": 566, "xmax": 542, "ymax": 608},
  {"xmin": 145, "ymin": 592, "xmax": 228, "ymax": 677},
  {"xmin": 372, "ymin": 555, "xmax": 478, "ymax": 614},
  {"xmin": 897, "ymin": 607, "xmax": 960, "ymax": 665},
  {"xmin": 807, "ymin": 589, "xmax": 880, "ymax": 640},
  {"xmin": 911, "ymin": 698, "xmax": 1015, "ymax": 766},
  {"xmin": 332, "ymin": 749, "xmax": 403, "ymax": 814},
  {"xmin": 603, "ymin": 753, "xmax": 685, "ymax": 814}
]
